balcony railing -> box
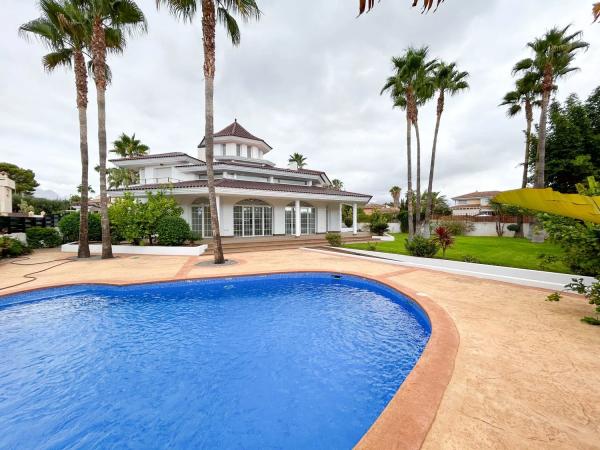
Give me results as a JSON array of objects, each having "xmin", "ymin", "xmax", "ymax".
[{"xmin": 139, "ymin": 177, "xmax": 182, "ymax": 185}]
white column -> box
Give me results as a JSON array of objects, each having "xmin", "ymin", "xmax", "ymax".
[
  {"xmin": 339, "ymin": 203, "xmax": 343, "ymax": 231},
  {"xmin": 352, "ymin": 203, "xmax": 358, "ymax": 235},
  {"xmin": 216, "ymin": 196, "xmax": 221, "ymax": 232},
  {"xmin": 295, "ymin": 199, "xmax": 301, "ymax": 237}
]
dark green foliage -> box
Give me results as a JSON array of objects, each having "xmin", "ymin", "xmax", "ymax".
[
  {"xmin": 462, "ymin": 255, "xmax": 480, "ymax": 264},
  {"xmin": 507, "ymin": 224, "xmax": 520, "ymax": 233},
  {"xmin": 0, "ymin": 162, "xmax": 39, "ymax": 195},
  {"xmin": 529, "ymin": 90, "xmax": 600, "ymax": 192},
  {"xmin": 12, "ymin": 195, "xmax": 71, "ymax": 215},
  {"xmin": 25, "ymin": 227, "xmax": 61, "ymax": 248},
  {"xmin": 434, "ymin": 219, "xmax": 474, "ymax": 236},
  {"xmin": 546, "ymin": 292, "xmax": 562, "ymax": 302},
  {"xmin": 325, "ymin": 232, "xmax": 342, "ymax": 247},
  {"xmin": 155, "ymin": 216, "xmax": 191, "ymax": 246},
  {"xmin": 405, "ymin": 236, "xmax": 439, "ymax": 258},
  {"xmin": 58, "ymin": 212, "xmax": 102, "ymax": 243},
  {"xmin": 369, "ymin": 211, "xmax": 389, "ymax": 236},
  {"xmin": 0, "ymin": 237, "xmax": 31, "ymax": 258}
]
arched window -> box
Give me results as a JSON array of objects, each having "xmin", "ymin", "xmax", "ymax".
[
  {"xmin": 233, "ymin": 199, "xmax": 273, "ymax": 237},
  {"xmin": 285, "ymin": 202, "xmax": 317, "ymax": 235},
  {"xmin": 191, "ymin": 198, "xmax": 212, "ymax": 238}
]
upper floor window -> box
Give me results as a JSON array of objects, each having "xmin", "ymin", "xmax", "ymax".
[
  {"xmin": 246, "ymin": 145, "xmax": 252, "ymax": 158},
  {"xmin": 236, "ymin": 144, "xmax": 242, "ymax": 157},
  {"xmin": 221, "ymin": 144, "xmax": 226, "ymax": 156}
]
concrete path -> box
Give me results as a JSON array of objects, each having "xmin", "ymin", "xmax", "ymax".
[{"xmin": 309, "ymin": 247, "xmax": 596, "ymax": 290}]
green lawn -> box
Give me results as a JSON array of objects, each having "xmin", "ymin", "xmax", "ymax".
[{"xmin": 344, "ymin": 233, "xmax": 571, "ymax": 273}]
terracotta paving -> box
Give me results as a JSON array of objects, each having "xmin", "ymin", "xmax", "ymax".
[{"xmin": 1, "ymin": 248, "xmax": 599, "ymax": 449}]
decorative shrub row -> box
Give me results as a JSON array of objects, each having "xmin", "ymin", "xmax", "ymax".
[
  {"xmin": 25, "ymin": 227, "xmax": 61, "ymax": 249},
  {"xmin": 0, "ymin": 237, "xmax": 32, "ymax": 258},
  {"xmin": 58, "ymin": 212, "xmax": 102, "ymax": 243}
]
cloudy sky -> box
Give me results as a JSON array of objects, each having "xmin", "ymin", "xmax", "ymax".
[{"xmin": 1, "ymin": 0, "xmax": 599, "ymax": 203}]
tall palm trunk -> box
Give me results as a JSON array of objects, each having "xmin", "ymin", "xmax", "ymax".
[
  {"xmin": 414, "ymin": 119, "xmax": 423, "ymax": 236},
  {"xmin": 74, "ymin": 49, "xmax": 90, "ymax": 258},
  {"xmin": 92, "ymin": 18, "xmax": 113, "ymax": 258},
  {"xmin": 202, "ymin": 0, "xmax": 225, "ymax": 264},
  {"xmin": 515, "ymin": 100, "xmax": 533, "ymax": 239},
  {"xmin": 406, "ymin": 112, "xmax": 415, "ymax": 239},
  {"xmin": 531, "ymin": 66, "xmax": 553, "ymax": 243},
  {"xmin": 425, "ymin": 90, "xmax": 444, "ymax": 235}
]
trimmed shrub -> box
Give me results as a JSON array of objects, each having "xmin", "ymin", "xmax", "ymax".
[
  {"xmin": 369, "ymin": 211, "xmax": 389, "ymax": 236},
  {"xmin": 25, "ymin": 227, "xmax": 61, "ymax": 249},
  {"xmin": 58, "ymin": 212, "xmax": 102, "ymax": 242},
  {"xmin": 434, "ymin": 219, "xmax": 474, "ymax": 236},
  {"xmin": 0, "ymin": 237, "xmax": 31, "ymax": 258},
  {"xmin": 405, "ymin": 236, "xmax": 439, "ymax": 258},
  {"xmin": 155, "ymin": 216, "xmax": 191, "ymax": 246},
  {"xmin": 325, "ymin": 232, "xmax": 342, "ymax": 247}
]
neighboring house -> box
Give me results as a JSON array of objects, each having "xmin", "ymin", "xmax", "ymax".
[
  {"xmin": 71, "ymin": 198, "xmax": 102, "ymax": 213},
  {"xmin": 451, "ymin": 191, "xmax": 501, "ymax": 216},
  {"xmin": 0, "ymin": 172, "xmax": 16, "ymax": 215},
  {"xmin": 109, "ymin": 120, "xmax": 372, "ymax": 238}
]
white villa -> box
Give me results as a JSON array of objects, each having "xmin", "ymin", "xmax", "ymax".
[
  {"xmin": 451, "ymin": 190, "xmax": 501, "ymax": 216},
  {"xmin": 109, "ymin": 121, "xmax": 372, "ymax": 239},
  {"xmin": 0, "ymin": 172, "xmax": 15, "ymax": 215}
]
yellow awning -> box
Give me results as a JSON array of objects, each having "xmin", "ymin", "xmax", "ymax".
[{"xmin": 494, "ymin": 188, "xmax": 600, "ymax": 224}]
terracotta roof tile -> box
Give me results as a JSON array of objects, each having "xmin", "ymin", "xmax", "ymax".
[
  {"xmin": 110, "ymin": 152, "xmax": 204, "ymax": 163},
  {"xmin": 109, "ymin": 179, "xmax": 371, "ymax": 199},
  {"xmin": 452, "ymin": 190, "xmax": 502, "ymax": 200},
  {"xmin": 198, "ymin": 120, "xmax": 272, "ymax": 149}
]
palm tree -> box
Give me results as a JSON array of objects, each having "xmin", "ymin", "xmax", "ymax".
[
  {"xmin": 20, "ymin": 0, "xmax": 94, "ymax": 259},
  {"xmin": 500, "ymin": 71, "xmax": 541, "ymax": 237},
  {"xmin": 423, "ymin": 62, "xmax": 469, "ymax": 234},
  {"xmin": 288, "ymin": 152, "xmax": 307, "ymax": 169},
  {"xmin": 515, "ymin": 26, "xmax": 588, "ymax": 190},
  {"xmin": 359, "ymin": 0, "xmax": 445, "ymax": 14},
  {"xmin": 112, "ymin": 133, "xmax": 149, "ymax": 157},
  {"xmin": 331, "ymin": 179, "xmax": 344, "ymax": 190},
  {"xmin": 390, "ymin": 186, "xmax": 401, "ymax": 208},
  {"xmin": 381, "ymin": 47, "xmax": 435, "ymax": 239},
  {"xmin": 81, "ymin": 0, "xmax": 147, "ymax": 259},
  {"xmin": 157, "ymin": 0, "xmax": 260, "ymax": 265}
]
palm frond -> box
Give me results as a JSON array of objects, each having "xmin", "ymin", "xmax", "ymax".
[
  {"xmin": 155, "ymin": 0, "xmax": 198, "ymax": 22},
  {"xmin": 359, "ymin": 0, "xmax": 445, "ymax": 15},
  {"xmin": 594, "ymin": 3, "xmax": 600, "ymax": 22},
  {"xmin": 217, "ymin": 7, "xmax": 241, "ymax": 45},
  {"xmin": 43, "ymin": 48, "xmax": 73, "ymax": 71}
]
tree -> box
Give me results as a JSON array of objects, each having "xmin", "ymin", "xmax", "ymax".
[
  {"xmin": 0, "ymin": 163, "xmax": 39, "ymax": 195},
  {"xmin": 358, "ymin": 0, "xmax": 445, "ymax": 14},
  {"xmin": 81, "ymin": 0, "xmax": 147, "ymax": 259},
  {"xmin": 381, "ymin": 47, "xmax": 435, "ymax": 239},
  {"xmin": 530, "ymin": 93, "xmax": 600, "ymax": 193},
  {"xmin": 424, "ymin": 62, "xmax": 469, "ymax": 234},
  {"xmin": 390, "ymin": 186, "xmax": 401, "ymax": 208},
  {"xmin": 331, "ymin": 179, "xmax": 344, "ymax": 190},
  {"xmin": 420, "ymin": 191, "xmax": 451, "ymax": 216},
  {"xmin": 157, "ymin": 0, "xmax": 260, "ymax": 265},
  {"xmin": 112, "ymin": 132, "xmax": 149, "ymax": 157},
  {"xmin": 501, "ymin": 70, "xmax": 540, "ymax": 237},
  {"xmin": 288, "ymin": 152, "xmax": 307, "ymax": 169},
  {"xmin": 515, "ymin": 26, "xmax": 589, "ymax": 190}
]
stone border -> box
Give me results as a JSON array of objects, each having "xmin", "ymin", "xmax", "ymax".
[
  {"xmin": 0, "ymin": 270, "xmax": 458, "ymax": 449},
  {"xmin": 61, "ymin": 242, "xmax": 208, "ymax": 256}
]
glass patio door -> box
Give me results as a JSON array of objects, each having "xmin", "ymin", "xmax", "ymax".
[
  {"xmin": 234, "ymin": 201, "xmax": 273, "ymax": 237},
  {"xmin": 191, "ymin": 205, "xmax": 212, "ymax": 238}
]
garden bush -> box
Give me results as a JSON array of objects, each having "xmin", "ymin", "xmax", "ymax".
[
  {"xmin": 155, "ymin": 216, "xmax": 191, "ymax": 246},
  {"xmin": 434, "ymin": 219, "xmax": 474, "ymax": 236},
  {"xmin": 325, "ymin": 232, "xmax": 342, "ymax": 247},
  {"xmin": 369, "ymin": 211, "xmax": 389, "ymax": 236},
  {"xmin": 58, "ymin": 212, "xmax": 102, "ymax": 243},
  {"xmin": 431, "ymin": 226, "xmax": 454, "ymax": 256},
  {"xmin": 25, "ymin": 227, "xmax": 61, "ymax": 249},
  {"xmin": 0, "ymin": 236, "xmax": 31, "ymax": 258},
  {"xmin": 405, "ymin": 236, "xmax": 439, "ymax": 258}
]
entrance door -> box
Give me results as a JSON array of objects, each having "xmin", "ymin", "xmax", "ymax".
[{"xmin": 191, "ymin": 205, "xmax": 212, "ymax": 238}]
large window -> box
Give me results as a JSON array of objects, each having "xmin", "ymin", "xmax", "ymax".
[
  {"xmin": 236, "ymin": 144, "xmax": 242, "ymax": 157},
  {"xmin": 191, "ymin": 198, "xmax": 212, "ymax": 238},
  {"xmin": 246, "ymin": 145, "xmax": 252, "ymax": 158},
  {"xmin": 285, "ymin": 202, "xmax": 316, "ymax": 235},
  {"xmin": 221, "ymin": 144, "xmax": 227, "ymax": 156},
  {"xmin": 233, "ymin": 199, "xmax": 272, "ymax": 237}
]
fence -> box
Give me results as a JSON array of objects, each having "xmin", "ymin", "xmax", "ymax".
[{"xmin": 0, "ymin": 215, "xmax": 62, "ymax": 234}]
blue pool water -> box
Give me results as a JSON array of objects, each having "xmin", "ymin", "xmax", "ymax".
[{"xmin": 0, "ymin": 273, "xmax": 430, "ymax": 449}]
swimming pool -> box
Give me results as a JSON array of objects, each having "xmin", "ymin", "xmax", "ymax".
[{"xmin": 0, "ymin": 273, "xmax": 431, "ymax": 449}]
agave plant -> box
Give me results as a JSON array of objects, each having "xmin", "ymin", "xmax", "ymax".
[{"xmin": 359, "ymin": 0, "xmax": 445, "ymax": 15}]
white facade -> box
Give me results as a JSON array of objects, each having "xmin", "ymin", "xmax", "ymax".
[
  {"xmin": 451, "ymin": 191, "xmax": 501, "ymax": 216},
  {"xmin": 0, "ymin": 172, "xmax": 15, "ymax": 215},
  {"xmin": 109, "ymin": 121, "xmax": 371, "ymax": 238}
]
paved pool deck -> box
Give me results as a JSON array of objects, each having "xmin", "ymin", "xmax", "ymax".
[{"xmin": 1, "ymin": 248, "xmax": 599, "ymax": 449}]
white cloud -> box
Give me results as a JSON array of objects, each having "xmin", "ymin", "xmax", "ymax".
[{"xmin": 1, "ymin": 0, "xmax": 599, "ymax": 204}]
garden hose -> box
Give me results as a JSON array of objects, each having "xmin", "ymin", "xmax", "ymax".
[{"xmin": 0, "ymin": 256, "xmax": 75, "ymax": 292}]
